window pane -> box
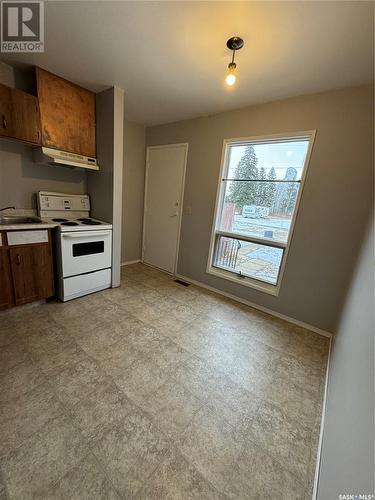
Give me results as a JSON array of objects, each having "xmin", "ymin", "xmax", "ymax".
[
  {"xmin": 213, "ymin": 236, "xmax": 283, "ymax": 285},
  {"xmin": 226, "ymin": 140, "xmax": 309, "ymax": 181},
  {"xmin": 219, "ymin": 181, "xmax": 300, "ymax": 243}
]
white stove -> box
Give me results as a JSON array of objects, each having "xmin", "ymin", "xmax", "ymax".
[{"xmin": 38, "ymin": 191, "xmax": 113, "ymax": 302}]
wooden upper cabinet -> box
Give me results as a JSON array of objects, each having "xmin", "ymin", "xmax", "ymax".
[
  {"xmin": 0, "ymin": 83, "xmax": 40, "ymax": 144},
  {"xmin": 11, "ymin": 88, "xmax": 41, "ymax": 144},
  {"xmin": 36, "ymin": 67, "xmax": 96, "ymax": 157},
  {"xmin": 0, "ymin": 84, "xmax": 13, "ymax": 138}
]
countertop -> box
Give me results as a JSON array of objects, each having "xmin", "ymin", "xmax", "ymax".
[
  {"xmin": 0, "ymin": 223, "xmax": 58, "ymax": 231},
  {"xmin": 0, "ymin": 208, "xmax": 58, "ymax": 231}
]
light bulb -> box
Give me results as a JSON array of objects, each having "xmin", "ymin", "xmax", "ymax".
[
  {"xmin": 225, "ymin": 62, "xmax": 237, "ymax": 86},
  {"xmin": 225, "ymin": 72, "xmax": 236, "ymax": 86}
]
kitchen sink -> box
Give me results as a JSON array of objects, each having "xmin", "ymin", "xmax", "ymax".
[{"xmin": 0, "ymin": 215, "xmax": 42, "ymax": 225}]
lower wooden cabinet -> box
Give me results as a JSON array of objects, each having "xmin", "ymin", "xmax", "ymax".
[
  {"xmin": 9, "ymin": 244, "xmax": 54, "ymax": 306},
  {"xmin": 0, "ymin": 229, "xmax": 54, "ymax": 309}
]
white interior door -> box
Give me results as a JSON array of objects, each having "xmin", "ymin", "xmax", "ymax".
[{"xmin": 143, "ymin": 144, "xmax": 187, "ymax": 274}]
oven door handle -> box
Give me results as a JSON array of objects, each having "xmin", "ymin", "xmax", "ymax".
[{"xmin": 62, "ymin": 231, "xmax": 112, "ymax": 239}]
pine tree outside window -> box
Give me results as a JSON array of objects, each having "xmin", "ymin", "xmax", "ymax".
[{"xmin": 207, "ymin": 132, "xmax": 315, "ymax": 295}]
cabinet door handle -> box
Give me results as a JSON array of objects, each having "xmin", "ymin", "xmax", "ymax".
[
  {"xmin": 15, "ymin": 254, "xmax": 21, "ymax": 265},
  {"xmin": 1, "ymin": 115, "xmax": 6, "ymax": 129}
]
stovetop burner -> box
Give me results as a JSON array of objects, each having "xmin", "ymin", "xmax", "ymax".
[
  {"xmin": 77, "ymin": 218, "xmax": 102, "ymax": 225},
  {"xmin": 82, "ymin": 220, "xmax": 101, "ymax": 225},
  {"xmin": 52, "ymin": 218, "xmax": 69, "ymax": 222},
  {"xmin": 61, "ymin": 221, "xmax": 79, "ymax": 226}
]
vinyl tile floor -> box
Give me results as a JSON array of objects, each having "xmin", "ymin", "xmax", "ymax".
[{"xmin": 0, "ymin": 263, "xmax": 329, "ymax": 500}]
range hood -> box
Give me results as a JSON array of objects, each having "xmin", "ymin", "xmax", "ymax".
[{"xmin": 33, "ymin": 147, "xmax": 99, "ymax": 171}]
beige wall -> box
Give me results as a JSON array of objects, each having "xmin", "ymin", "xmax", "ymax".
[
  {"xmin": 147, "ymin": 85, "xmax": 373, "ymax": 333},
  {"xmin": 318, "ymin": 215, "xmax": 374, "ymax": 497},
  {"xmin": 0, "ymin": 61, "xmax": 15, "ymax": 87},
  {"xmin": 0, "ymin": 141, "xmax": 87, "ymax": 209},
  {"xmin": 121, "ymin": 121, "xmax": 146, "ymax": 264}
]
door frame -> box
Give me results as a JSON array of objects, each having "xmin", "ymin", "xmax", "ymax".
[{"xmin": 142, "ymin": 142, "xmax": 188, "ymax": 275}]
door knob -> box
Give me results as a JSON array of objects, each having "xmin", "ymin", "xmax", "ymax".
[{"xmin": 170, "ymin": 212, "xmax": 179, "ymax": 218}]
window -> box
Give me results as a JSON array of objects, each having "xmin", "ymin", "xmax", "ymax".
[{"xmin": 208, "ymin": 132, "xmax": 315, "ymax": 294}]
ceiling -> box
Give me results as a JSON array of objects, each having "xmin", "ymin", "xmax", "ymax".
[{"xmin": 1, "ymin": 1, "xmax": 373, "ymax": 126}]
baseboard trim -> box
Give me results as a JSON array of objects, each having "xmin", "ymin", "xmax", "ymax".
[
  {"xmin": 312, "ymin": 335, "xmax": 333, "ymax": 499},
  {"xmin": 175, "ymin": 273, "xmax": 333, "ymax": 339},
  {"xmin": 121, "ymin": 259, "xmax": 141, "ymax": 267}
]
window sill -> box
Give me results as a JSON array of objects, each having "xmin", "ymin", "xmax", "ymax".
[{"xmin": 207, "ymin": 267, "xmax": 280, "ymax": 296}]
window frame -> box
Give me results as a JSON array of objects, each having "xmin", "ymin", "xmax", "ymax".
[{"xmin": 206, "ymin": 130, "xmax": 316, "ymax": 296}]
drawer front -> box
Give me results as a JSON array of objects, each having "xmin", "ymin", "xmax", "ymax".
[
  {"xmin": 61, "ymin": 268, "xmax": 111, "ymax": 301},
  {"xmin": 7, "ymin": 230, "xmax": 48, "ymax": 246}
]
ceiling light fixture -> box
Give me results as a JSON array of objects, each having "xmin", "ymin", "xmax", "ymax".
[{"xmin": 225, "ymin": 36, "xmax": 244, "ymax": 87}]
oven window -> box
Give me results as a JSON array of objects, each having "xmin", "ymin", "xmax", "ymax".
[{"xmin": 72, "ymin": 241, "xmax": 104, "ymax": 257}]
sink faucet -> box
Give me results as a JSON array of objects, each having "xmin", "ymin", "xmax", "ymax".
[{"xmin": 0, "ymin": 206, "xmax": 15, "ymax": 211}]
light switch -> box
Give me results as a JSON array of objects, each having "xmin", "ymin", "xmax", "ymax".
[{"xmin": 183, "ymin": 206, "xmax": 192, "ymax": 215}]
